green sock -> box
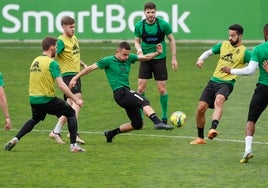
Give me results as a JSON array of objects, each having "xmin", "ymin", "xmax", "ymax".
[{"xmin": 160, "ymin": 94, "xmax": 168, "ymax": 120}]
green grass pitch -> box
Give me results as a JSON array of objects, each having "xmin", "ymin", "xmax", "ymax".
[{"xmin": 0, "ymin": 42, "xmax": 268, "ymax": 187}]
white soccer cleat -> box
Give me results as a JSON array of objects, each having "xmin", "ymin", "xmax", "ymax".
[
  {"xmin": 70, "ymin": 144, "xmax": 86, "ymax": 152},
  {"xmin": 49, "ymin": 131, "xmax": 65, "ymax": 144}
]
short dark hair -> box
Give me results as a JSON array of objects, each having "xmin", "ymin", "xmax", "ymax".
[
  {"xmin": 42, "ymin": 37, "xmax": 57, "ymax": 51},
  {"xmin": 263, "ymin": 23, "xmax": 268, "ymax": 31},
  {"xmin": 229, "ymin": 24, "xmax": 244, "ymax": 35},
  {"xmin": 61, "ymin": 16, "xmax": 75, "ymax": 26},
  {"xmin": 118, "ymin": 41, "xmax": 131, "ymax": 50},
  {"xmin": 144, "ymin": 2, "xmax": 156, "ymax": 10}
]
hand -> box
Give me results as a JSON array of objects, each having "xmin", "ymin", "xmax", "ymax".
[
  {"xmin": 136, "ymin": 48, "xmax": 143, "ymax": 55},
  {"xmin": 156, "ymin": 43, "xmax": 163, "ymax": 54},
  {"xmin": 263, "ymin": 60, "xmax": 268, "ymax": 73},
  {"xmin": 82, "ymin": 64, "xmax": 88, "ymax": 69},
  {"xmin": 4, "ymin": 117, "xmax": 12, "ymax": 130},
  {"xmin": 220, "ymin": 66, "xmax": 231, "ymax": 74},
  {"xmin": 69, "ymin": 79, "xmax": 77, "ymax": 89},
  {"xmin": 196, "ymin": 59, "xmax": 204, "ymax": 68},
  {"xmin": 75, "ymin": 98, "xmax": 83, "ymax": 108},
  {"xmin": 172, "ymin": 59, "xmax": 178, "ymax": 71}
]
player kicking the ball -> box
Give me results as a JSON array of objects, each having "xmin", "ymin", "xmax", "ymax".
[
  {"xmin": 69, "ymin": 41, "xmax": 173, "ymax": 143},
  {"xmin": 190, "ymin": 24, "xmax": 251, "ymax": 144}
]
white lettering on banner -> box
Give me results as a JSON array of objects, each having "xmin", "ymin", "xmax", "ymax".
[
  {"xmin": 2, "ymin": 4, "xmax": 21, "ymax": 33},
  {"xmin": 91, "ymin": 5, "xmax": 103, "ymax": 33},
  {"xmin": 23, "ymin": 11, "xmax": 54, "ymax": 33},
  {"xmin": 106, "ymin": 4, "xmax": 126, "ymax": 33},
  {"xmin": 128, "ymin": 11, "xmax": 143, "ymax": 31},
  {"xmin": 1, "ymin": 4, "xmax": 190, "ymax": 34},
  {"xmin": 172, "ymin": 5, "xmax": 190, "ymax": 33},
  {"xmin": 77, "ymin": 11, "xmax": 90, "ymax": 33}
]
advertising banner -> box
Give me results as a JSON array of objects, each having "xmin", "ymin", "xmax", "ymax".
[{"xmin": 0, "ymin": 0, "xmax": 267, "ymax": 41}]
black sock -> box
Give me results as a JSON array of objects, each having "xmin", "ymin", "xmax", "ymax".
[
  {"xmin": 197, "ymin": 127, "xmax": 204, "ymax": 139},
  {"xmin": 210, "ymin": 120, "xmax": 219, "ymax": 129},
  {"xmin": 110, "ymin": 128, "xmax": 121, "ymax": 136},
  {"xmin": 149, "ymin": 113, "xmax": 161, "ymax": 124}
]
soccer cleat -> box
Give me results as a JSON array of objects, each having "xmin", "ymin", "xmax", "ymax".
[
  {"xmin": 208, "ymin": 129, "xmax": 218, "ymax": 139},
  {"xmin": 4, "ymin": 138, "xmax": 18, "ymax": 151},
  {"xmin": 70, "ymin": 144, "xmax": 86, "ymax": 152},
  {"xmin": 104, "ymin": 131, "xmax": 114, "ymax": 143},
  {"xmin": 162, "ymin": 118, "xmax": 168, "ymax": 124},
  {"xmin": 190, "ymin": 137, "xmax": 206, "ymax": 144},
  {"xmin": 49, "ymin": 131, "xmax": 65, "ymax": 144},
  {"xmin": 154, "ymin": 122, "xmax": 174, "ymax": 130},
  {"xmin": 240, "ymin": 151, "xmax": 254, "ymax": 163},
  {"xmin": 76, "ymin": 134, "xmax": 85, "ymax": 145},
  {"xmin": 67, "ymin": 132, "xmax": 85, "ymax": 144}
]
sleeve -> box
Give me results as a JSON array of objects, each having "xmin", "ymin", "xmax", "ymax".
[
  {"xmin": 250, "ymin": 46, "xmax": 261, "ymax": 63},
  {"xmin": 211, "ymin": 42, "xmax": 222, "ymax": 54},
  {"xmin": 0, "ymin": 72, "xmax": 4, "ymax": 87},
  {"xmin": 49, "ymin": 60, "xmax": 62, "ymax": 78},
  {"xmin": 230, "ymin": 61, "xmax": 258, "ymax": 75},
  {"xmin": 198, "ymin": 42, "xmax": 222, "ymax": 61},
  {"xmin": 96, "ymin": 57, "xmax": 109, "ymax": 69},
  {"xmin": 130, "ymin": 54, "xmax": 138, "ymax": 64},
  {"xmin": 134, "ymin": 21, "xmax": 142, "ymax": 37},
  {"xmin": 163, "ymin": 20, "xmax": 172, "ymax": 36},
  {"xmin": 244, "ymin": 49, "xmax": 252, "ymax": 63},
  {"xmin": 57, "ymin": 39, "xmax": 65, "ymax": 54},
  {"xmin": 198, "ymin": 49, "xmax": 213, "ymax": 61}
]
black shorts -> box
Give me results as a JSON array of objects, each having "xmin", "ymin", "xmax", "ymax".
[
  {"xmin": 113, "ymin": 87, "xmax": 150, "ymax": 109},
  {"xmin": 138, "ymin": 58, "xmax": 167, "ymax": 81},
  {"xmin": 113, "ymin": 87, "xmax": 150, "ymax": 129},
  {"xmin": 248, "ymin": 84, "xmax": 268, "ymax": 123},
  {"xmin": 199, "ymin": 80, "xmax": 233, "ymax": 109},
  {"xmin": 62, "ymin": 75, "xmax": 82, "ymax": 100},
  {"xmin": 31, "ymin": 97, "xmax": 75, "ymax": 122}
]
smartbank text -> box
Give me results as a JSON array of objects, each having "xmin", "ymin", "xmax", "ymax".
[{"xmin": 2, "ymin": 4, "xmax": 190, "ymax": 34}]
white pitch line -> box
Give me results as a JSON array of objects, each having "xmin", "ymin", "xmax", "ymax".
[{"xmin": 3, "ymin": 128, "xmax": 268, "ymax": 145}]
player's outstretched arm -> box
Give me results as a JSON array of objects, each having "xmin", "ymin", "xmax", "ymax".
[
  {"xmin": 138, "ymin": 44, "xmax": 162, "ymax": 61},
  {"xmin": 221, "ymin": 61, "xmax": 258, "ymax": 76},
  {"xmin": 56, "ymin": 77, "xmax": 83, "ymax": 107},
  {"xmin": 69, "ymin": 63, "xmax": 99, "ymax": 89},
  {"xmin": 196, "ymin": 49, "xmax": 213, "ymax": 68}
]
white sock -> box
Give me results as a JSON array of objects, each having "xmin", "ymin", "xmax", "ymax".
[
  {"xmin": 70, "ymin": 143, "xmax": 77, "ymax": 147},
  {"xmin": 245, "ymin": 136, "xmax": 253, "ymax": 152},
  {"xmin": 53, "ymin": 123, "xmax": 62, "ymax": 134},
  {"xmin": 12, "ymin": 137, "xmax": 18, "ymax": 143}
]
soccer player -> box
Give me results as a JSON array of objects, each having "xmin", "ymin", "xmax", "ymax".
[
  {"xmin": 0, "ymin": 72, "xmax": 12, "ymax": 130},
  {"xmin": 4, "ymin": 37, "xmax": 85, "ymax": 152},
  {"xmin": 190, "ymin": 24, "xmax": 251, "ymax": 144},
  {"xmin": 69, "ymin": 41, "xmax": 173, "ymax": 143},
  {"xmin": 221, "ymin": 23, "xmax": 268, "ymax": 163},
  {"xmin": 49, "ymin": 16, "xmax": 87, "ymax": 144},
  {"xmin": 134, "ymin": 2, "xmax": 178, "ymax": 123}
]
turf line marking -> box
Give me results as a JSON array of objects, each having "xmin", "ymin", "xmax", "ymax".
[{"xmin": 3, "ymin": 128, "xmax": 268, "ymax": 145}]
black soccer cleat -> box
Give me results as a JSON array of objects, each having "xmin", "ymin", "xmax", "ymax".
[
  {"xmin": 154, "ymin": 122, "xmax": 174, "ymax": 130},
  {"xmin": 104, "ymin": 131, "xmax": 114, "ymax": 143}
]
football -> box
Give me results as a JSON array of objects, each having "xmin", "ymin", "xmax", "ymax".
[{"xmin": 170, "ymin": 111, "xmax": 187, "ymax": 127}]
